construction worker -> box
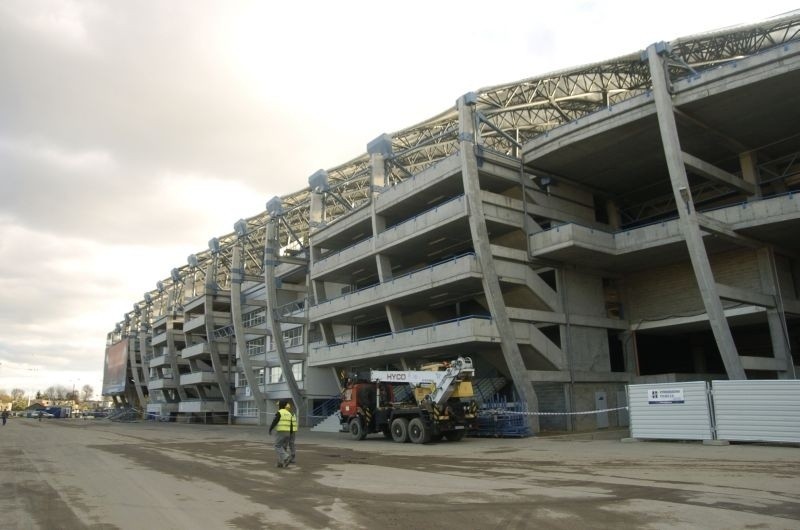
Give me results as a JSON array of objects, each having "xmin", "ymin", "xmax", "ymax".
[{"xmin": 268, "ymin": 399, "xmax": 296, "ymax": 468}]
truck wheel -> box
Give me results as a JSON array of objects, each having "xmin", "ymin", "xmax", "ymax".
[
  {"xmin": 408, "ymin": 418, "xmax": 431, "ymax": 444},
  {"xmin": 443, "ymin": 429, "xmax": 466, "ymax": 442},
  {"xmin": 349, "ymin": 418, "xmax": 367, "ymax": 440},
  {"xmin": 390, "ymin": 417, "xmax": 409, "ymax": 443}
]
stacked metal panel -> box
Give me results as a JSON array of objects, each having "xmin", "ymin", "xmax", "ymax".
[
  {"xmin": 713, "ymin": 380, "xmax": 800, "ymax": 443},
  {"xmin": 473, "ymin": 397, "xmax": 532, "ymax": 438},
  {"xmin": 627, "ymin": 382, "xmax": 713, "ymax": 440}
]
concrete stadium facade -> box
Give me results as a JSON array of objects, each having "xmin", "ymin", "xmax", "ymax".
[{"xmin": 103, "ymin": 12, "xmax": 800, "ymax": 432}]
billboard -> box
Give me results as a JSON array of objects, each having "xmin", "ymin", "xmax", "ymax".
[{"xmin": 102, "ymin": 340, "xmax": 129, "ymax": 395}]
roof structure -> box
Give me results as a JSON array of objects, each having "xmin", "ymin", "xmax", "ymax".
[{"xmin": 114, "ymin": 11, "xmax": 800, "ymax": 336}]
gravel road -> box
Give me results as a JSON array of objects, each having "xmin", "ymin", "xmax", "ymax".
[{"xmin": 1, "ymin": 418, "xmax": 798, "ymax": 529}]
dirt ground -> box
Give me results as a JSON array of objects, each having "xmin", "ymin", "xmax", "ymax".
[{"xmin": 1, "ymin": 418, "xmax": 799, "ymax": 529}]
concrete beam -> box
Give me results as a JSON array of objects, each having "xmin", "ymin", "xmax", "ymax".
[
  {"xmin": 507, "ymin": 307, "xmax": 628, "ymax": 330},
  {"xmin": 521, "ymin": 324, "xmax": 567, "ymax": 370},
  {"xmin": 683, "ymin": 152, "xmax": 757, "ymax": 195},
  {"xmin": 273, "ymin": 282, "xmax": 307, "ymax": 293},
  {"xmin": 277, "ymin": 256, "xmax": 309, "ymax": 266},
  {"xmin": 783, "ymin": 298, "xmax": 800, "ymax": 315},
  {"xmin": 527, "ymin": 370, "xmax": 633, "ymax": 383},
  {"xmin": 695, "ymin": 213, "xmax": 763, "ymax": 249},
  {"xmin": 276, "ymin": 317, "xmax": 306, "ymax": 325},
  {"xmin": 715, "ymin": 282, "xmax": 775, "ymax": 308},
  {"xmin": 740, "ymin": 356, "xmax": 788, "ymax": 371}
]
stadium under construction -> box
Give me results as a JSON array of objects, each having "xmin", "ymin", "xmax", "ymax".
[{"xmin": 103, "ymin": 12, "xmax": 800, "ymax": 433}]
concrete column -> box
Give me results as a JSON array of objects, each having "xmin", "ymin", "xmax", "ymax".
[
  {"xmin": 372, "ymin": 213, "xmax": 386, "ymax": 234},
  {"xmin": 320, "ymin": 321, "xmax": 336, "ymax": 346},
  {"xmin": 264, "ymin": 220, "xmax": 304, "ymax": 419},
  {"xmin": 309, "ymin": 190, "xmax": 325, "ymax": 226},
  {"xmin": 375, "ymin": 254, "xmax": 392, "ymax": 283},
  {"xmin": 385, "ymin": 304, "xmax": 404, "ymax": 333},
  {"xmin": 127, "ymin": 335, "xmax": 147, "ymax": 410},
  {"xmin": 647, "ymin": 43, "xmax": 745, "ymax": 380},
  {"xmin": 203, "ymin": 289, "xmax": 233, "ymax": 414},
  {"xmin": 619, "ymin": 331, "xmax": 639, "ymax": 375},
  {"xmin": 231, "ymin": 244, "xmax": 266, "ymax": 424},
  {"xmin": 167, "ymin": 315, "xmax": 188, "ymax": 402},
  {"xmin": 605, "ymin": 199, "xmax": 622, "ymax": 230},
  {"xmin": 757, "ymin": 248, "xmax": 794, "ymax": 378},
  {"xmin": 311, "ymin": 279, "xmax": 327, "ymax": 304},
  {"xmin": 739, "ymin": 150, "xmax": 763, "ymax": 199},
  {"xmin": 370, "ymin": 152, "xmax": 388, "ymax": 192},
  {"xmin": 457, "ymin": 93, "xmax": 540, "ymax": 431}
]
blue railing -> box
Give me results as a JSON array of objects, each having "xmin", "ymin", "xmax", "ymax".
[
  {"xmin": 309, "ymin": 396, "xmax": 342, "ymax": 425},
  {"xmin": 472, "ymin": 396, "xmax": 532, "ymax": 438}
]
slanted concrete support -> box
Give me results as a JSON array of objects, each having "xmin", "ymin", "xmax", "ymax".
[
  {"xmin": 264, "ymin": 220, "xmax": 305, "ymax": 420},
  {"xmin": 647, "ymin": 43, "xmax": 746, "ymax": 380},
  {"xmin": 757, "ymin": 248, "xmax": 795, "ymax": 378},
  {"xmin": 138, "ymin": 326, "xmax": 152, "ymax": 386},
  {"xmin": 203, "ymin": 291, "xmax": 233, "ymax": 417},
  {"xmin": 128, "ymin": 333, "xmax": 147, "ymax": 410},
  {"xmin": 375, "ymin": 254, "xmax": 392, "ymax": 283},
  {"xmin": 385, "ymin": 304, "xmax": 404, "ymax": 333},
  {"xmin": 458, "ymin": 94, "xmax": 540, "ymax": 430},
  {"xmin": 166, "ymin": 319, "xmax": 188, "ymax": 402},
  {"xmin": 230, "ymin": 244, "xmax": 267, "ymax": 424}
]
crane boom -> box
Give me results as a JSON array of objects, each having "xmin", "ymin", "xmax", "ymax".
[{"xmin": 370, "ymin": 356, "xmax": 474, "ymax": 406}]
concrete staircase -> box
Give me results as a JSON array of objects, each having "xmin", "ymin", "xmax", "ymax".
[{"xmin": 310, "ymin": 411, "xmax": 344, "ymax": 433}]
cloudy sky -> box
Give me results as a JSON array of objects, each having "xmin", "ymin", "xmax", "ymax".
[{"xmin": 1, "ymin": 1, "xmax": 797, "ymax": 400}]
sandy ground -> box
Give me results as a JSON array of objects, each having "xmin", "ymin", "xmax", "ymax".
[{"xmin": 1, "ymin": 417, "xmax": 798, "ymax": 529}]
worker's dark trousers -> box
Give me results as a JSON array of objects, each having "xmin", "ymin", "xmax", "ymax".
[{"xmin": 273, "ymin": 432, "xmax": 295, "ymax": 464}]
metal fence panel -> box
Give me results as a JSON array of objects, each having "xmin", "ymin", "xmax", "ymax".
[
  {"xmin": 628, "ymin": 382, "xmax": 713, "ymax": 440},
  {"xmin": 712, "ymin": 380, "xmax": 800, "ymax": 443}
]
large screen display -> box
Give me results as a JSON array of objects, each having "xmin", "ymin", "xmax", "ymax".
[{"xmin": 102, "ymin": 340, "xmax": 129, "ymax": 395}]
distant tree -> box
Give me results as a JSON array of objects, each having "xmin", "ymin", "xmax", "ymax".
[
  {"xmin": 10, "ymin": 388, "xmax": 26, "ymax": 409},
  {"xmin": 81, "ymin": 384, "xmax": 94, "ymax": 402},
  {"xmin": 56, "ymin": 385, "xmax": 69, "ymax": 400},
  {"xmin": 35, "ymin": 391, "xmax": 42, "ymax": 400}
]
